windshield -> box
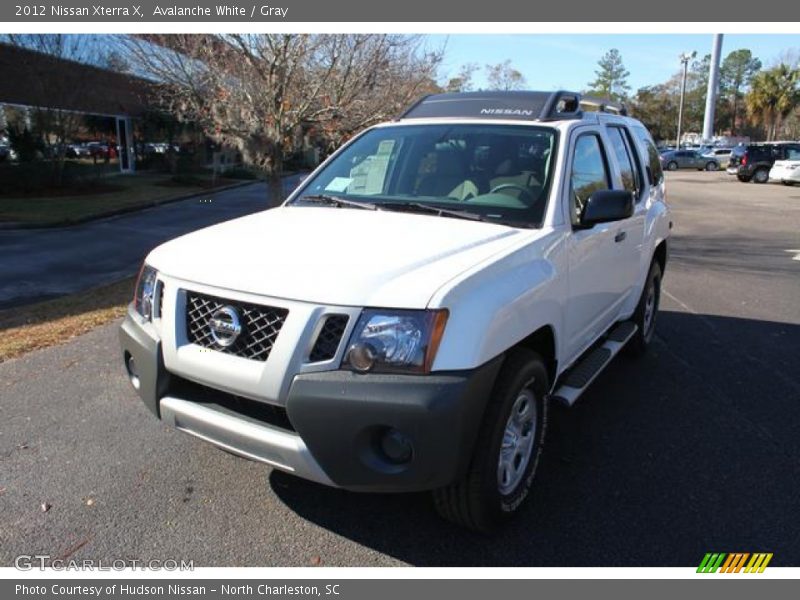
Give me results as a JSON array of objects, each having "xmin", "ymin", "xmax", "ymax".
[{"xmin": 291, "ymin": 123, "xmax": 558, "ymax": 228}]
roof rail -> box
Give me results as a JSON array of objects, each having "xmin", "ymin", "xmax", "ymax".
[
  {"xmin": 580, "ymin": 95, "xmax": 628, "ymax": 116},
  {"xmin": 398, "ymin": 90, "xmax": 628, "ymax": 122}
]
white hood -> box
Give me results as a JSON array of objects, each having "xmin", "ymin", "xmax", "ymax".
[{"xmin": 147, "ymin": 206, "xmax": 532, "ymax": 308}]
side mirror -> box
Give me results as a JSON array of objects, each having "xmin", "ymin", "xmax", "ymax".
[{"xmin": 580, "ymin": 190, "xmax": 634, "ymax": 227}]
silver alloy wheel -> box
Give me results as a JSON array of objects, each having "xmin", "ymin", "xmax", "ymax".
[
  {"xmin": 497, "ymin": 388, "xmax": 537, "ymax": 495},
  {"xmin": 643, "ymin": 279, "xmax": 656, "ymax": 335},
  {"xmin": 755, "ymin": 169, "xmax": 768, "ymax": 183}
]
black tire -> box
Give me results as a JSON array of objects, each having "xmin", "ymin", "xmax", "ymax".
[
  {"xmin": 433, "ymin": 348, "xmax": 549, "ymax": 533},
  {"xmin": 625, "ymin": 261, "xmax": 662, "ymax": 356},
  {"xmin": 667, "ymin": 161, "xmax": 678, "ymax": 171},
  {"xmin": 737, "ymin": 174, "xmax": 750, "ymax": 182},
  {"xmin": 753, "ymin": 168, "xmax": 769, "ymax": 184},
  {"xmin": 705, "ymin": 162, "xmax": 718, "ymax": 171}
]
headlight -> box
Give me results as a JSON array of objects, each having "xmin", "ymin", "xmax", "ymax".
[
  {"xmin": 344, "ymin": 309, "xmax": 448, "ymax": 374},
  {"xmin": 133, "ymin": 264, "xmax": 158, "ymax": 320}
]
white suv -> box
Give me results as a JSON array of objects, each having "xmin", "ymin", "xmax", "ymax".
[{"xmin": 120, "ymin": 91, "xmax": 670, "ymax": 531}]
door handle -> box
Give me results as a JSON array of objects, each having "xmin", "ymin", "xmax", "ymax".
[{"xmin": 614, "ymin": 231, "xmax": 627, "ymax": 243}]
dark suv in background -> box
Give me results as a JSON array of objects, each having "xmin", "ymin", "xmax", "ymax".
[{"xmin": 728, "ymin": 142, "xmax": 800, "ymax": 183}]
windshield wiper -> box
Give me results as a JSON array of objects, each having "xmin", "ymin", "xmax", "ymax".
[
  {"xmin": 300, "ymin": 194, "xmax": 380, "ymax": 211},
  {"xmin": 383, "ymin": 201, "xmax": 487, "ymax": 222}
]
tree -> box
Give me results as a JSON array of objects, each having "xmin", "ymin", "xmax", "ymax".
[
  {"xmin": 720, "ymin": 49, "xmax": 762, "ymax": 135},
  {"xmin": 445, "ymin": 63, "xmax": 478, "ymax": 93},
  {"xmin": 630, "ymin": 84, "xmax": 679, "ymax": 143},
  {"xmin": 746, "ymin": 64, "xmax": 800, "ymax": 140},
  {"xmin": 4, "ymin": 34, "xmax": 102, "ymax": 184},
  {"xmin": 485, "ymin": 60, "xmax": 526, "ymax": 91},
  {"xmin": 122, "ymin": 34, "xmax": 442, "ymax": 203},
  {"xmin": 587, "ymin": 49, "xmax": 630, "ymax": 101}
]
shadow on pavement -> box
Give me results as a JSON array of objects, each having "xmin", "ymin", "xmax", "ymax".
[{"xmin": 270, "ymin": 310, "xmax": 800, "ymax": 566}]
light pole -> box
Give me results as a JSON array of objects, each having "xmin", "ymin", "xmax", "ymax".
[
  {"xmin": 702, "ymin": 34, "xmax": 724, "ymax": 143},
  {"xmin": 676, "ymin": 51, "xmax": 696, "ymax": 149}
]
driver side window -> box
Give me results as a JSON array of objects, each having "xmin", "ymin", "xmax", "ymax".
[{"xmin": 570, "ymin": 134, "xmax": 611, "ymax": 223}]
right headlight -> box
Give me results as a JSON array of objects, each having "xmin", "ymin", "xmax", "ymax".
[
  {"xmin": 343, "ymin": 309, "xmax": 448, "ymax": 374},
  {"xmin": 133, "ymin": 263, "xmax": 158, "ymax": 321}
]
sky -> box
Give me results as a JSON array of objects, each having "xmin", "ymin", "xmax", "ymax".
[{"xmin": 425, "ymin": 34, "xmax": 800, "ymax": 92}]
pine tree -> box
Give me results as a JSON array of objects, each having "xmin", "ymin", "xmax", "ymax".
[{"xmin": 587, "ymin": 49, "xmax": 631, "ymax": 101}]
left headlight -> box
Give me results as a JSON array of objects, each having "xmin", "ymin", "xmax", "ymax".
[
  {"xmin": 343, "ymin": 309, "xmax": 448, "ymax": 374},
  {"xmin": 133, "ymin": 264, "xmax": 158, "ymax": 321}
]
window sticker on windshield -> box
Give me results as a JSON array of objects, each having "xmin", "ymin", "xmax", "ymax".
[
  {"xmin": 325, "ymin": 177, "xmax": 353, "ymax": 193},
  {"xmin": 377, "ymin": 140, "xmax": 395, "ymax": 156}
]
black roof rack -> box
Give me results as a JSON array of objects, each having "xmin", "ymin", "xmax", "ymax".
[{"xmin": 399, "ymin": 90, "xmax": 627, "ymax": 122}]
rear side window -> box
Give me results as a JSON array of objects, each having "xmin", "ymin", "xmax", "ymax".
[
  {"xmin": 632, "ymin": 126, "xmax": 663, "ymax": 186},
  {"xmin": 607, "ymin": 126, "xmax": 643, "ymax": 200},
  {"xmin": 570, "ymin": 134, "xmax": 610, "ymax": 223},
  {"xmin": 786, "ymin": 147, "xmax": 800, "ymax": 160}
]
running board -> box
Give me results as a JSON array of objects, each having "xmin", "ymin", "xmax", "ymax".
[{"xmin": 551, "ymin": 322, "xmax": 638, "ymax": 407}]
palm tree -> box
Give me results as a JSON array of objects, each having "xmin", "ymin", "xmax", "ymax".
[{"xmin": 746, "ymin": 65, "xmax": 800, "ymax": 140}]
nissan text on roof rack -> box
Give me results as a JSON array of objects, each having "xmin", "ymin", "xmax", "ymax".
[{"xmin": 120, "ymin": 91, "xmax": 671, "ymax": 532}]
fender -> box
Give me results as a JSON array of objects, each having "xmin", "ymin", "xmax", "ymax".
[{"xmin": 429, "ymin": 229, "xmax": 568, "ymax": 371}]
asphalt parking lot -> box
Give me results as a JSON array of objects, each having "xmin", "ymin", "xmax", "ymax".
[{"xmin": 1, "ymin": 171, "xmax": 799, "ymax": 567}]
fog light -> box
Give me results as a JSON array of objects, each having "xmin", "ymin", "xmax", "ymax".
[
  {"xmin": 380, "ymin": 428, "xmax": 413, "ymax": 464},
  {"xmin": 347, "ymin": 342, "xmax": 377, "ymax": 372},
  {"xmin": 125, "ymin": 352, "xmax": 141, "ymax": 391}
]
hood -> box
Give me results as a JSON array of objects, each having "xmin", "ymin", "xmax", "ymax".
[{"xmin": 147, "ymin": 206, "xmax": 533, "ymax": 308}]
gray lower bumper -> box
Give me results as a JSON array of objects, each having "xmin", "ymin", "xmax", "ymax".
[
  {"xmin": 159, "ymin": 396, "xmax": 334, "ymax": 486},
  {"xmin": 119, "ymin": 307, "xmax": 503, "ymax": 492}
]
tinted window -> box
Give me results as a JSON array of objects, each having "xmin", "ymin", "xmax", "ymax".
[
  {"xmin": 786, "ymin": 147, "xmax": 800, "ymax": 160},
  {"xmin": 607, "ymin": 127, "xmax": 638, "ymax": 196},
  {"xmin": 632, "ymin": 126, "xmax": 664, "ymax": 185},
  {"xmin": 570, "ymin": 134, "xmax": 610, "ymax": 222}
]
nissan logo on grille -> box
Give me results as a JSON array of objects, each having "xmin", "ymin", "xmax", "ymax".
[{"xmin": 208, "ymin": 306, "xmax": 242, "ymax": 347}]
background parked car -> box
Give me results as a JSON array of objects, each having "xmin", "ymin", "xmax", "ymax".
[
  {"xmin": 660, "ymin": 149, "xmax": 720, "ymax": 171},
  {"xmin": 65, "ymin": 143, "xmax": 92, "ymax": 159},
  {"xmin": 728, "ymin": 142, "xmax": 800, "ymax": 183},
  {"xmin": 87, "ymin": 141, "xmax": 118, "ymax": 159},
  {"xmin": 769, "ymin": 152, "xmax": 800, "ymax": 185},
  {"xmin": 702, "ymin": 147, "xmax": 732, "ymax": 162},
  {"xmin": 0, "ymin": 144, "xmax": 17, "ymax": 162}
]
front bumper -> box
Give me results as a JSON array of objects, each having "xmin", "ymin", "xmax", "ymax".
[{"xmin": 120, "ymin": 308, "xmax": 502, "ymax": 492}]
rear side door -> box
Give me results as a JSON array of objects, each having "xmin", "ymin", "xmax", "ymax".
[
  {"xmin": 564, "ymin": 128, "xmax": 630, "ymax": 360},
  {"xmin": 604, "ymin": 124, "xmax": 647, "ymax": 303}
]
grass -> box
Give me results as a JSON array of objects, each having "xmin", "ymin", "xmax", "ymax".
[
  {"xmin": 0, "ymin": 171, "xmax": 246, "ymax": 226},
  {"xmin": 0, "ymin": 277, "xmax": 134, "ymax": 363}
]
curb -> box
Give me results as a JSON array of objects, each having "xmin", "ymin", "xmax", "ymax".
[{"xmin": 0, "ymin": 179, "xmax": 262, "ymax": 231}]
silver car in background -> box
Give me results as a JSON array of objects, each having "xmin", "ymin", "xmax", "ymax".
[{"xmin": 660, "ymin": 149, "xmax": 720, "ymax": 171}]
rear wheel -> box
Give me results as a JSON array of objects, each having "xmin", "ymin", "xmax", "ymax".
[
  {"xmin": 433, "ymin": 348, "xmax": 548, "ymax": 532},
  {"xmin": 705, "ymin": 161, "xmax": 718, "ymax": 171},
  {"xmin": 737, "ymin": 173, "xmax": 750, "ymax": 182},
  {"xmin": 753, "ymin": 168, "xmax": 769, "ymax": 183},
  {"xmin": 626, "ymin": 261, "xmax": 662, "ymax": 356}
]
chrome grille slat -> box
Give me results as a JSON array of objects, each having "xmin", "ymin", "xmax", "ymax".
[{"xmin": 185, "ymin": 291, "xmax": 288, "ymax": 362}]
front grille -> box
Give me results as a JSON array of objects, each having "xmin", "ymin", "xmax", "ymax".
[
  {"xmin": 308, "ymin": 315, "xmax": 349, "ymax": 362},
  {"xmin": 185, "ymin": 291, "xmax": 288, "ymax": 362}
]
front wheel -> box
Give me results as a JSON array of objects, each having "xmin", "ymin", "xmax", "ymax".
[
  {"xmin": 667, "ymin": 161, "xmax": 678, "ymax": 171},
  {"xmin": 625, "ymin": 261, "xmax": 662, "ymax": 356},
  {"xmin": 433, "ymin": 348, "xmax": 548, "ymax": 532}
]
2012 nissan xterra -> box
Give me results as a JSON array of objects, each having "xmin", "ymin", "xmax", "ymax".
[{"xmin": 120, "ymin": 91, "xmax": 670, "ymax": 531}]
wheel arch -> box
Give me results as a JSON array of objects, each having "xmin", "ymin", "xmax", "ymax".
[{"xmin": 515, "ymin": 325, "xmax": 558, "ymax": 390}]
